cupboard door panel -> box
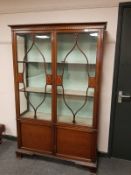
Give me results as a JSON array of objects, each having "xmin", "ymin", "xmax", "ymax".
[
  {"xmin": 56, "ymin": 126, "xmax": 96, "ymax": 160},
  {"xmin": 20, "ymin": 121, "xmax": 52, "ymax": 153}
]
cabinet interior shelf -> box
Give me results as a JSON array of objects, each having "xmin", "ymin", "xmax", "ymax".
[
  {"xmin": 21, "ymin": 111, "xmax": 51, "ymax": 120},
  {"xmin": 20, "ymin": 111, "xmax": 92, "ymax": 126},
  {"xmin": 17, "ymin": 61, "xmax": 96, "ymax": 66},
  {"xmin": 58, "ymin": 115, "xmax": 92, "ymax": 126},
  {"xmin": 19, "ymin": 87, "xmax": 94, "ymax": 97}
]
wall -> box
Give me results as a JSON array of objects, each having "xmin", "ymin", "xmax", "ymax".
[{"xmin": 0, "ymin": 7, "xmax": 118, "ymax": 152}]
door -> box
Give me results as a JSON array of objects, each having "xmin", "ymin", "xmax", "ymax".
[
  {"xmin": 55, "ymin": 30, "xmax": 101, "ymax": 160},
  {"xmin": 16, "ymin": 32, "xmax": 53, "ymax": 154},
  {"xmin": 110, "ymin": 3, "xmax": 131, "ymax": 160}
]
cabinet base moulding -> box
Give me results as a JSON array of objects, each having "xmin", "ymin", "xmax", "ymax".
[{"xmin": 16, "ymin": 148, "xmax": 97, "ymax": 172}]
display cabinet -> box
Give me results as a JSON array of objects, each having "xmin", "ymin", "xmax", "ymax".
[{"xmin": 10, "ymin": 23, "xmax": 106, "ymax": 172}]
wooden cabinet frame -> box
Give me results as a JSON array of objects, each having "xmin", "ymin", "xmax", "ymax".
[{"xmin": 9, "ymin": 23, "xmax": 106, "ymax": 172}]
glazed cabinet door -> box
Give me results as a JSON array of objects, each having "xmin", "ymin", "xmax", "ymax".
[
  {"xmin": 55, "ymin": 30, "xmax": 101, "ymax": 161},
  {"xmin": 15, "ymin": 32, "xmax": 53, "ymax": 154}
]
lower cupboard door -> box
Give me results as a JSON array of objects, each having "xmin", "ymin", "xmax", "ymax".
[
  {"xmin": 20, "ymin": 121, "xmax": 53, "ymax": 154},
  {"xmin": 56, "ymin": 127, "xmax": 97, "ymax": 161}
]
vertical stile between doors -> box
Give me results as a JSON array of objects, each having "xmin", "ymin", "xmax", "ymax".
[{"xmin": 51, "ymin": 31, "xmax": 57, "ymax": 154}]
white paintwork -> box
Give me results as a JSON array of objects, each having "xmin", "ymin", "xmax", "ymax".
[
  {"xmin": 0, "ymin": 0, "xmax": 129, "ymax": 13},
  {"xmin": 0, "ymin": 6, "xmax": 118, "ymax": 152}
]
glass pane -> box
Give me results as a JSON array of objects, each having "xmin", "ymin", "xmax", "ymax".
[
  {"xmin": 19, "ymin": 92, "xmax": 51, "ymax": 120},
  {"xmin": 18, "ymin": 62, "xmax": 52, "ymax": 89},
  {"xmin": 17, "ymin": 33, "xmax": 51, "ymax": 63},
  {"xmin": 57, "ymin": 32, "xmax": 98, "ymax": 126},
  {"xmin": 17, "ymin": 33, "xmax": 52, "ymax": 120},
  {"xmin": 57, "ymin": 32, "xmax": 98, "ymax": 77},
  {"xmin": 57, "ymin": 87, "xmax": 94, "ymax": 126}
]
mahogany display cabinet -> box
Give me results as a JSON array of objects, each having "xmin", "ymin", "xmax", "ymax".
[{"xmin": 10, "ymin": 23, "xmax": 106, "ymax": 172}]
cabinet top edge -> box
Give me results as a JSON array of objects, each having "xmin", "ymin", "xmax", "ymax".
[{"xmin": 8, "ymin": 22, "xmax": 107, "ymax": 30}]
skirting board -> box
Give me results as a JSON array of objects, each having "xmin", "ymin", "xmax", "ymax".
[{"xmin": 3, "ymin": 134, "xmax": 17, "ymax": 141}]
